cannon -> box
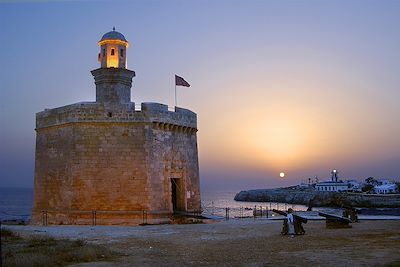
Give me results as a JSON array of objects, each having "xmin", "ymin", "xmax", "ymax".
[{"xmin": 318, "ymin": 212, "xmax": 352, "ymax": 229}]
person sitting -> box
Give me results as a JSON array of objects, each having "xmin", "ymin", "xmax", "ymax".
[{"xmin": 280, "ymin": 208, "xmax": 306, "ymax": 236}]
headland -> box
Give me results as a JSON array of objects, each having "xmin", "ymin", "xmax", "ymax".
[{"xmin": 234, "ymin": 187, "xmax": 400, "ymax": 208}]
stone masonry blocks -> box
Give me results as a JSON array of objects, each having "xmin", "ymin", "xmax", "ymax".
[{"xmin": 32, "ymin": 100, "xmax": 200, "ymax": 225}]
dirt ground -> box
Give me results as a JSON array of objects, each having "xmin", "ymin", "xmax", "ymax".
[{"xmin": 5, "ymin": 219, "xmax": 400, "ymax": 267}]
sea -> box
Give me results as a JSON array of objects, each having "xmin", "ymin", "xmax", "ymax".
[
  {"xmin": 0, "ymin": 188, "xmax": 33, "ymax": 222},
  {"xmin": 0, "ymin": 188, "xmax": 311, "ymax": 222}
]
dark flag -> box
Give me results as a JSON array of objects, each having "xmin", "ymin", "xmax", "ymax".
[{"xmin": 175, "ymin": 75, "xmax": 190, "ymax": 87}]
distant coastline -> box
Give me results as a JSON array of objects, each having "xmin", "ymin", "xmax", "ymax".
[{"xmin": 234, "ymin": 187, "xmax": 400, "ymax": 208}]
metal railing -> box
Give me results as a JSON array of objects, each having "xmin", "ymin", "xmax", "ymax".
[
  {"xmin": 36, "ymin": 209, "xmax": 172, "ymax": 226},
  {"xmin": 2, "ymin": 205, "xmax": 296, "ymax": 227},
  {"xmin": 39, "ymin": 209, "xmax": 208, "ymax": 226}
]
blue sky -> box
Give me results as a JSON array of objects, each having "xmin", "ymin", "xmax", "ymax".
[{"xmin": 1, "ymin": 0, "xmax": 400, "ymax": 190}]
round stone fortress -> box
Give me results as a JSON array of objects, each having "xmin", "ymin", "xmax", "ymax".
[{"xmin": 32, "ymin": 29, "xmax": 201, "ymax": 225}]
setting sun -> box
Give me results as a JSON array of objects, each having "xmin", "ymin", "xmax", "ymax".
[{"xmin": 279, "ymin": 172, "xmax": 285, "ymax": 178}]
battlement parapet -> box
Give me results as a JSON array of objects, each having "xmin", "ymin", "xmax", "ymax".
[
  {"xmin": 36, "ymin": 101, "xmax": 197, "ymax": 130},
  {"xmin": 140, "ymin": 102, "xmax": 197, "ymax": 129}
]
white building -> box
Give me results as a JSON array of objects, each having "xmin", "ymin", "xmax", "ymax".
[
  {"xmin": 315, "ymin": 170, "xmax": 349, "ymax": 192},
  {"xmin": 315, "ymin": 181, "xmax": 349, "ymax": 192},
  {"xmin": 374, "ymin": 183, "xmax": 397, "ymax": 194}
]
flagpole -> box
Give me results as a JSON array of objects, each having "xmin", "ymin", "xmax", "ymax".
[{"xmin": 175, "ymin": 83, "xmax": 177, "ymax": 107}]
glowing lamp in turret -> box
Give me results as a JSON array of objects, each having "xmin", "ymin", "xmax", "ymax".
[{"xmin": 97, "ymin": 27, "xmax": 129, "ymax": 68}]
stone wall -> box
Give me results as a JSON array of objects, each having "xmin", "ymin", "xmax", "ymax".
[
  {"xmin": 148, "ymin": 122, "xmax": 201, "ymax": 213},
  {"xmin": 32, "ymin": 102, "xmax": 200, "ymax": 225}
]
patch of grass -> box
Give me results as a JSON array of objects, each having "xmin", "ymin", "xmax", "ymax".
[
  {"xmin": 1, "ymin": 231, "xmax": 115, "ymax": 267},
  {"xmin": 1, "ymin": 228, "xmax": 20, "ymax": 239}
]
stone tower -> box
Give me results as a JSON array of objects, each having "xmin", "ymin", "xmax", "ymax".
[{"xmin": 32, "ymin": 29, "xmax": 201, "ymax": 225}]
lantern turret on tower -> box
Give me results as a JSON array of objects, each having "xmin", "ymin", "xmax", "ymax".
[
  {"xmin": 98, "ymin": 27, "xmax": 129, "ymax": 68},
  {"xmin": 92, "ymin": 28, "xmax": 135, "ymax": 104}
]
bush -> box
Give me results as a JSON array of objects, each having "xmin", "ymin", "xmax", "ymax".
[{"xmin": 362, "ymin": 184, "xmax": 374, "ymax": 193}]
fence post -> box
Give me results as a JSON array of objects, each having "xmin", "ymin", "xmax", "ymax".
[
  {"xmin": 92, "ymin": 211, "xmax": 96, "ymax": 226},
  {"xmin": 142, "ymin": 210, "xmax": 148, "ymax": 224},
  {"xmin": 42, "ymin": 210, "xmax": 48, "ymax": 226},
  {"xmin": 225, "ymin": 208, "xmax": 229, "ymax": 220}
]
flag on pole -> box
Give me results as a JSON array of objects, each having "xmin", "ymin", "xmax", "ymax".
[{"xmin": 175, "ymin": 75, "xmax": 190, "ymax": 87}]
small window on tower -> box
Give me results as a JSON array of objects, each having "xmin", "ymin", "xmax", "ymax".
[
  {"xmin": 102, "ymin": 49, "xmax": 106, "ymax": 56},
  {"xmin": 111, "ymin": 49, "xmax": 115, "ymax": 56},
  {"xmin": 120, "ymin": 49, "xmax": 124, "ymax": 57}
]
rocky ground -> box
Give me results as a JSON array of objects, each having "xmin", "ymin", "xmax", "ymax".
[{"xmin": 3, "ymin": 219, "xmax": 400, "ymax": 267}]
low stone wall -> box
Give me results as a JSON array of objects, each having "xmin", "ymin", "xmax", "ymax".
[{"xmin": 234, "ymin": 188, "xmax": 400, "ymax": 208}]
